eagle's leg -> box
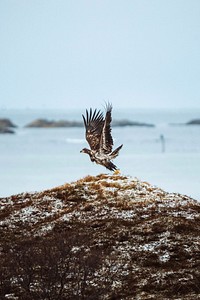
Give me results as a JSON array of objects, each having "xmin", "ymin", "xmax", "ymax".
[{"xmin": 113, "ymin": 169, "xmax": 121, "ymax": 175}]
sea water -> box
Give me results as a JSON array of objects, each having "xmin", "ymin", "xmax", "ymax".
[{"xmin": 0, "ymin": 108, "xmax": 199, "ymax": 200}]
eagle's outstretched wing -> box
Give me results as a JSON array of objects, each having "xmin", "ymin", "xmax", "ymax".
[
  {"xmin": 99, "ymin": 103, "xmax": 113, "ymax": 154},
  {"xmin": 82, "ymin": 108, "xmax": 104, "ymax": 151}
]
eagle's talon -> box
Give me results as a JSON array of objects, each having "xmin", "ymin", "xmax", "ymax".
[{"xmin": 114, "ymin": 169, "xmax": 121, "ymax": 175}]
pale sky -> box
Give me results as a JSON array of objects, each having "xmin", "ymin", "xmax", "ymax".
[{"xmin": 0, "ymin": 0, "xmax": 200, "ymax": 109}]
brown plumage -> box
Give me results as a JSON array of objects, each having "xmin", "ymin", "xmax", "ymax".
[{"xmin": 80, "ymin": 103, "xmax": 123, "ymax": 171}]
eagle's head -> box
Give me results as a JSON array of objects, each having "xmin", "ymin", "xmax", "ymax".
[
  {"xmin": 80, "ymin": 148, "xmax": 95, "ymax": 162},
  {"xmin": 80, "ymin": 148, "xmax": 91, "ymax": 154}
]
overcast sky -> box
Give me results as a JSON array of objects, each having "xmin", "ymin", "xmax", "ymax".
[{"xmin": 0, "ymin": 0, "xmax": 200, "ymax": 109}]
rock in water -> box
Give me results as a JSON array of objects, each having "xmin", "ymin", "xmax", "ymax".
[
  {"xmin": 0, "ymin": 174, "xmax": 200, "ymax": 299},
  {"xmin": 0, "ymin": 118, "xmax": 16, "ymax": 134},
  {"xmin": 186, "ymin": 119, "xmax": 200, "ymax": 125},
  {"xmin": 25, "ymin": 118, "xmax": 83, "ymax": 127},
  {"xmin": 0, "ymin": 127, "xmax": 15, "ymax": 134},
  {"xmin": 0, "ymin": 118, "xmax": 17, "ymax": 128}
]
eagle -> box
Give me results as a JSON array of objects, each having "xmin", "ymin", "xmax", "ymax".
[{"xmin": 80, "ymin": 103, "xmax": 123, "ymax": 171}]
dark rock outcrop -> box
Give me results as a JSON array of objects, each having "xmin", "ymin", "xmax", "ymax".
[
  {"xmin": 0, "ymin": 118, "xmax": 17, "ymax": 128},
  {"xmin": 0, "ymin": 118, "xmax": 16, "ymax": 134},
  {"xmin": 0, "ymin": 174, "xmax": 199, "ymax": 299},
  {"xmin": 186, "ymin": 119, "xmax": 200, "ymax": 125},
  {"xmin": 25, "ymin": 118, "xmax": 83, "ymax": 128},
  {"xmin": 0, "ymin": 127, "xmax": 15, "ymax": 134},
  {"xmin": 112, "ymin": 119, "xmax": 155, "ymax": 127},
  {"xmin": 25, "ymin": 118, "xmax": 155, "ymax": 128}
]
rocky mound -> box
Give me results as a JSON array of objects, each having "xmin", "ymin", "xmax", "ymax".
[{"xmin": 0, "ymin": 174, "xmax": 200, "ymax": 299}]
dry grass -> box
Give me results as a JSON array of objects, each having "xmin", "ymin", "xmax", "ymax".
[{"xmin": 0, "ymin": 174, "xmax": 199, "ymax": 299}]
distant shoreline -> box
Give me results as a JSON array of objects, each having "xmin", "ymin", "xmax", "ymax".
[{"xmin": 1, "ymin": 116, "xmax": 200, "ymax": 132}]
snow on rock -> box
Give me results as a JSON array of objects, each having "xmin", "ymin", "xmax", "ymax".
[{"xmin": 0, "ymin": 173, "xmax": 200, "ymax": 299}]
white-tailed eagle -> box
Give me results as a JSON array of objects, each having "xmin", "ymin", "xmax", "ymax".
[{"xmin": 80, "ymin": 103, "xmax": 123, "ymax": 171}]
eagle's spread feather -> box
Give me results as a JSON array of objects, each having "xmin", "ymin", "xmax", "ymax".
[
  {"xmin": 82, "ymin": 108, "xmax": 104, "ymax": 151},
  {"xmin": 80, "ymin": 103, "xmax": 123, "ymax": 171},
  {"xmin": 100, "ymin": 103, "xmax": 113, "ymax": 154}
]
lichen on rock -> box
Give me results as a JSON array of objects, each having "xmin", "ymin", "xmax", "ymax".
[{"xmin": 0, "ymin": 174, "xmax": 200, "ymax": 299}]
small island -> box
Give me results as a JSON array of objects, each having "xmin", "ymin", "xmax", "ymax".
[
  {"xmin": 25, "ymin": 118, "xmax": 83, "ymax": 128},
  {"xmin": 186, "ymin": 119, "xmax": 200, "ymax": 125},
  {"xmin": 25, "ymin": 118, "xmax": 155, "ymax": 128},
  {"xmin": 0, "ymin": 118, "xmax": 17, "ymax": 134},
  {"xmin": 112, "ymin": 119, "xmax": 155, "ymax": 127}
]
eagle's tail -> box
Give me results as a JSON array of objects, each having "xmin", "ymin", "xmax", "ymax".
[
  {"xmin": 110, "ymin": 144, "xmax": 123, "ymax": 159},
  {"xmin": 105, "ymin": 160, "xmax": 117, "ymax": 171}
]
